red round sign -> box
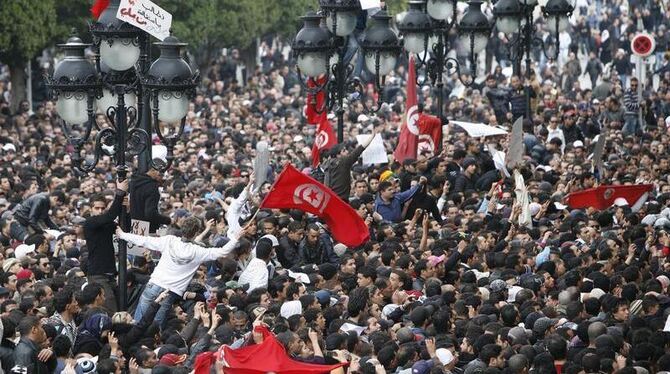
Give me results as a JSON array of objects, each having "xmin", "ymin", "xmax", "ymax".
[{"xmin": 631, "ymin": 33, "xmax": 655, "ymax": 57}]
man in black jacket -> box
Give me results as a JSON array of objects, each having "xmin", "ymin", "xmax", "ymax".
[
  {"xmin": 83, "ymin": 179, "xmax": 128, "ymax": 313},
  {"xmin": 14, "ymin": 315, "xmax": 55, "ymax": 374},
  {"xmin": 278, "ymin": 221, "xmax": 304, "ymax": 269},
  {"xmin": 13, "ymin": 190, "xmax": 65, "ymax": 235},
  {"xmin": 324, "ymin": 127, "xmax": 376, "ymax": 201},
  {"xmin": 130, "ymin": 169, "xmax": 171, "ymax": 233}
]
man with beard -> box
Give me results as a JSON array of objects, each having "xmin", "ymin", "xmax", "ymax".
[
  {"xmin": 129, "ymin": 169, "xmax": 171, "ymax": 233},
  {"xmin": 83, "ymin": 179, "xmax": 128, "ymax": 313}
]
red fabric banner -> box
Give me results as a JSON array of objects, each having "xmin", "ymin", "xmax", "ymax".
[{"xmin": 261, "ymin": 164, "xmax": 370, "ymax": 247}]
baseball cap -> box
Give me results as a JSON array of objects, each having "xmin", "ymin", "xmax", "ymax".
[
  {"xmin": 2, "ymin": 144, "xmax": 15, "ymax": 153},
  {"xmin": 2, "ymin": 258, "xmax": 19, "ymax": 273},
  {"xmin": 16, "ymin": 269, "xmax": 33, "ymax": 280},
  {"xmin": 260, "ymin": 234, "xmax": 279, "ymax": 247},
  {"xmin": 412, "ymin": 360, "xmax": 434, "ymax": 374},
  {"xmin": 14, "ymin": 244, "xmax": 35, "ymax": 260},
  {"xmin": 532, "ymin": 317, "xmax": 558, "ymax": 335},
  {"xmin": 436, "ymin": 348, "xmax": 455, "ymax": 366}
]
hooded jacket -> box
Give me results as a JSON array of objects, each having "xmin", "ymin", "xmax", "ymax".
[{"xmin": 130, "ymin": 174, "xmax": 171, "ymax": 233}]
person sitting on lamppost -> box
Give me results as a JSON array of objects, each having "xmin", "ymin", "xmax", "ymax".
[{"xmin": 130, "ymin": 168, "xmax": 172, "ymax": 234}]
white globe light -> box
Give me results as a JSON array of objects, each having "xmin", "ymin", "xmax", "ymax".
[
  {"xmin": 365, "ymin": 52, "xmax": 397, "ymax": 76},
  {"xmin": 550, "ymin": 15, "xmax": 570, "ymax": 33},
  {"xmin": 496, "ymin": 17, "xmax": 520, "ymax": 34},
  {"xmin": 297, "ymin": 53, "xmax": 328, "ymax": 77},
  {"xmin": 404, "ymin": 33, "xmax": 427, "ymax": 54},
  {"xmin": 427, "ymin": 0, "xmax": 455, "ymax": 20},
  {"xmin": 56, "ymin": 93, "xmax": 92, "ymax": 124},
  {"xmin": 157, "ymin": 91, "xmax": 189, "ymax": 123},
  {"xmin": 326, "ymin": 11, "xmax": 358, "ymax": 36},
  {"xmin": 99, "ymin": 38, "xmax": 140, "ymax": 71},
  {"xmin": 96, "ymin": 88, "xmax": 137, "ymax": 115},
  {"xmin": 459, "ymin": 34, "xmax": 489, "ymax": 54}
]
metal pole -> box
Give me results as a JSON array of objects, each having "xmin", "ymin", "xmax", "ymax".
[
  {"xmin": 27, "ymin": 60, "xmax": 33, "ymax": 114},
  {"xmin": 436, "ymin": 32, "xmax": 445, "ymax": 121},
  {"xmin": 115, "ymin": 84, "xmax": 128, "ymax": 311},
  {"xmin": 524, "ymin": 9, "xmax": 533, "ymax": 121},
  {"xmin": 138, "ymin": 34, "xmax": 152, "ymax": 173},
  {"xmin": 336, "ymin": 48, "xmax": 345, "ymax": 144}
]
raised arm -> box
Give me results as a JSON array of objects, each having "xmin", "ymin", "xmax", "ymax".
[{"xmin": 116, "ymin": 227, "xmax": 172, "ymax": 252}]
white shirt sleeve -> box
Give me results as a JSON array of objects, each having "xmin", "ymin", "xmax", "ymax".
[
  {"xmin": 118, "ymin": 232, "xmax": 173, "ymax": 252},
  {"xmin": 203, "ymin": 237, "xmax": 239, "ymax": 261},
  {"xmin": 226, "ymin": 188, "xmax": 249, "ymax": 239}
]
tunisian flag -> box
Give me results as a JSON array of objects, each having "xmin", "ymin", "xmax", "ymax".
[
  {"xmin": 417, "ymin": 113, "xmax": 442, "ymax": 156},
  {"xmin": 394, "ymin": 54, "xmax": 419, "ymax": 163},
  {"xmin": 194, "ymin": 325, "xmax": 344, "ymax": 374},
  {"xmin": 312, "ymin": 115, "xmax": 337, "ymax": 167},
  {"xmin": 565, "ymin": 184, "xmax": 654, "ymax": 212},
  {"xmin": 305, "ymin": 76, "xmax": 327, "ymax": 125},
  {"xmin": 261, "ymin": 164, "xmax": 369, "ymax": 247}
]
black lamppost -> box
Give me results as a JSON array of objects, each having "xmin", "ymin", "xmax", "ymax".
[
  {"xmin": 293, "ymin": 2, "xmax": 401, "ymax": 143},
  {"xmin": 494, "ymin": 0, "xmax": 573, "ymax": 119},
  {"xmin": 398, "ymin": 0, "xmax": 491, "ymax": 119},
  {"xmin": 46, "ymin": 1, "xmax": 198, "ymax": 310}
]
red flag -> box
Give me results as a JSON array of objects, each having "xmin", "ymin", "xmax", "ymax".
[
  {"xmin": 394, "ymin": 55, "xmax": 419, "ymax": 163},
  {"xmin": 91, "ymin": 0, "xmax": 110, "ymax": 19},
  {"xmin": 261, "ymin": 165, "xmax": 370, "ymax": 247},
  {"xmin": 417, "ymin": 113, "xmax": 442, "ymax": 157},
  {"xmin": 565, "ymin": 184, "xmax": 654, "ymax": 211},
  {"xmin": 305, "ymin": 76, "xmax": 327, "ymax": 125},
  {"xmin": 311, "ymin": 115, "xmax": 337, "ymax": 167},
  {"xmin": 195, "ymin": 326, "xmax": 343, "ymax": 374}
]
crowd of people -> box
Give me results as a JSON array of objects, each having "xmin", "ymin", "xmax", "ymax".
[{"xmin": 1, "ymin": 0, "xmax": 670, "ymax": 373}]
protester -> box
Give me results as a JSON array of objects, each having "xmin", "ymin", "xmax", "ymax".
[{"xmin": 2, "ymin": 2, "xmax": 670, "ymax": 373}]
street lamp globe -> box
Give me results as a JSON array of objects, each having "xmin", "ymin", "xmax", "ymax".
[
  {"xmin": 493, "ymin": 0, "xmax": 522, "ymax": 34},
  {"xmin": 361, "ymin": 11, "xmax": 402, "ymax": 76},
  {"xmin": 458, "ymin": 1, "xmax": 491, "ymax": 54},
  {"xmin": 90, "ymin": 0, "xmax": 141, "ymax": 71},
  {"xmin": 143, "ymin": 36, "xmax": 196, "ymax": 124},
  {"xmin": 543, "ymin": 0, "xmax": 574, "ymax": 33},
  {"xmin": 96, "ymin": 62, "xmax": 137, "ymax": 114},
  {"xmin": 426, "ymin": 0, "xmax": 455, "ymax": 21},
  {"xmin": 293, "ymin": 12, "xmax": 332, "ymax": 78},
  {"xmin": 398, "ymin": 1, "xmax": 432, "ymax": 54},
  {"xmin": 48, "ymin": 34, "xmax": 100, "ymax": 125},
  {"xmin": 320, "ymin": 0, "xmax": 361, "ymax": 37}
]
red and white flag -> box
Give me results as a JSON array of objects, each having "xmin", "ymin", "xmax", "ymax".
[
  {"xmin": 260, "ymin": 165, "xmax": 369, "ymax": 247},
  {"xmin": 311, "ymin": 115, "xmax": 336, "ymax": 167},
  {"xmin": 565, "ymin": 184, "xmax": 654, "ymax": 212},
  {"xmin": 393, "ymin": 55, "xmax": 419, "ymax": 163},
  {"xmin": 305, "ymin": 76, "xmax": 327, "ymax": 125},
  {"xmin": 417, "ymin": 113, "xmax": 442, "ymax": 156}
]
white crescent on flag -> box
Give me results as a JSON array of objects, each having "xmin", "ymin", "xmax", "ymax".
[
  {"xmin": 293, "ymin": 184, "xmax": 330, "ymax": 213},
  {"xmin": 406, "ymin": 105, "xmax": 420, "ymax": 135}
]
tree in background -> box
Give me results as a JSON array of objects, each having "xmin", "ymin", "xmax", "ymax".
[
  {"xmin": 0, "ymin": 0, "xmax": 89, "ymax": 113},
  {"xmin": 161, "ymin": 0, "xmax": 314, "ymax": 76}
]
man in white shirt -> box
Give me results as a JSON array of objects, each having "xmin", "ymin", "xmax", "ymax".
[
  {"xmin": 238, "ymin": 236, "xmax": 274, "ymax": 292},
  {"xmin": 116, "ymin": 216, "xmax": 243, "ymax": 324}
]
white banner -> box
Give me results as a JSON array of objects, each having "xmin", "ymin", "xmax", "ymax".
[
  {"xmin": 117, "ymin": 0, "xmax": 172, "ymax": 41},
  {"xmin": 356, "ymin": 134, "xmax": 387, "ymax": 165},
  {"xmin": 450, "ymin": 121, "xmax": 508, "ymax": 138},
  {"xmin": 126, "ymin": 219, "xmax": 150, "ymax": 256}
]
